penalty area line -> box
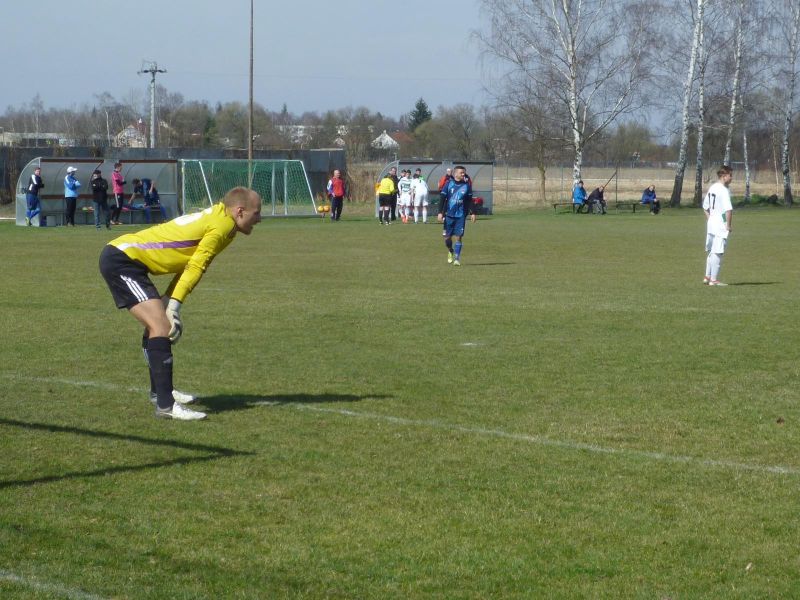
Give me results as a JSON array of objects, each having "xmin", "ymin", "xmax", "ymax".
[
  {"xmin": 293, "ymin": 405, "xmax": 800, "ymax": 477},
  {"xmin": 0, "ymin": 569, "xmax": 106, "ymax": 600}
]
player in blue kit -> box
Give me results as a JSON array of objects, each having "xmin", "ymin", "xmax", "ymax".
[{"xmin": 437, "ymin": 165, "xmax": 476, "ymax": 266}]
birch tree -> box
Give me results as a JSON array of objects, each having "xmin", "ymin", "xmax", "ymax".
[
  {"xmin": 778, "ymin": 0, "xmax": 800, "ymax": 206},
  {"xmin": 693, "ymin": 11, "xmax": 706, "ymax": 205},
  {"xmin": 722, "ymin": 0, "xmax": 745, "ymax": 166},
  {"xmin": 670, "ymin": 0, "xmax": 705, "ymax": 207},
  {"xmin": 477, "ymin": 0, "xmax": 651, "ymax": 185}
]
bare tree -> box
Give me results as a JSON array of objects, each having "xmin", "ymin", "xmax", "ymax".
[
  {"xmin": 670, "ymin": 0, "xmax": 705, "ymax": 207},
  {"xmin": 477, "ymin": 0, "xmax": 651, "ymax": 184},
  {"xmin": 693, "ymin": 6, "xmax": 707, "ymax": 205},
  {"xmin": 723, "ymin": 0, "xmax": 745, "ymax": 166},
  {"xmin": 777, "ymin": 0, "xmax": 800, "ymax": 205}
]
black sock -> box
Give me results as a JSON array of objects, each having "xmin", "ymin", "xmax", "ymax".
[
  {"xmin": 147, "ymin": 337, "xmax": 174, "ymax": 410},
  {"xmin": 142, "ymin": 334, "xmax": 156, "ymax": 396}
]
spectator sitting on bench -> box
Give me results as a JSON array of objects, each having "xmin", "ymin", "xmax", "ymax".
[
  {"xmin": 587, "ymin": 185, "xmax": 607, "ymax": 215},
  {"xmin": 572, "ymin": 180, "xmax": 587, "ymax": 213},
  {"xmin": 641, "ymin": 184, "xmax": 660, "ymax": 214},
  {"xmin": 142, "ymin": 178, "xmax": 167, "ymax": 223},
  {"xmin": 129, "ymin": 178, "xmax": 145, "ymax": 208}
]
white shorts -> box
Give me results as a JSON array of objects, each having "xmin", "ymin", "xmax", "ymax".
[
  {"xmin": 413, "ymin": 193, "xmax": 428, "ymax": 207},
  {"xmin": 399, "ymin": 194, "xmax": 412, "ymax": 207},
  {"xmin": 705, "ymin": 233, "xmax": 728, "ymax": 254}
]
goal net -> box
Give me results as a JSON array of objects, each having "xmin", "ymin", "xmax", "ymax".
[{"xmin": 180, "ymin": 159, "xmax": 317, "ymax": 216}]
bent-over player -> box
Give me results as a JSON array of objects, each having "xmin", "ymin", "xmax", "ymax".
[{"xmin": 99, "ymin": 187, "xmax": 262, "ymax": 420}]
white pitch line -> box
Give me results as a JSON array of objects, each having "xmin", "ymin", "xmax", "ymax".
[
  {"xmin": 0, "ymin": 373, "xmax": 143, "ymax": 394},
  {"xmin": 293, "ymin": 405, "xmax": 800, "ymax": 477},
  {"xmin": 3, "ymin": 373, "xmax": 798, "ymax": 477},
  {"xmin": 0, "ymin": 569, "xmax": 106, "ymax": 600}
]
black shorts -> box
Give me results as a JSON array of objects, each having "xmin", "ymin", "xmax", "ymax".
[
  {"xmin": 378, "ymin": 194, "xmax": 392, "ymax": 208},
  {"xmin": 99, "ymin": 245, "xmax": 160, "ymax": 309}
]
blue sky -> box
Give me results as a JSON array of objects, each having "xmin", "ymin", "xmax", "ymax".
[{"xmin": 5, "ymin": 0, "xmax": 489, "ymax": 118}]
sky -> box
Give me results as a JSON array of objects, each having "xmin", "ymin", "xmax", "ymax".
[{"xmin": 3, "ymin": 0, "xmax": 490, "ymax": 119}]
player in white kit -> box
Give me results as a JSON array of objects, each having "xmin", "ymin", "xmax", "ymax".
[
  {"xmin": 702, "ymin": 165, "xmax": 733, "ymax": 286},
  {"xmin": 397, "ymin": 170, "xmax": 413, "ymax": 223},
  {"xmin": 410, "ymin": 173, "xmax": 429, "ymax": 223}
]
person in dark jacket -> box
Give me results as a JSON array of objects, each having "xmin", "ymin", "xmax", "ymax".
[
  {"xmin": 587, "ymin": 185, "xmax": 607, "ymax": 214},
  {"xmin": 25, "ymin": 167, "xmax": 44, "ymax": 226},
  {"xmin": 91, "ymin": 169, "xmax": 111, "ymax": 229}
]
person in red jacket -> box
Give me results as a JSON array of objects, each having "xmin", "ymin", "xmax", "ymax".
[
  {"xmin": 110, "ymin": 162, "xmax": 126, "ymax": 225},
  {"xmin": 437, "ymin": 168, "xmax": 453, "ymax": 192},
  {"xmin": 326, "ymin": 169, "xmax": 348, "ymax": 221}
]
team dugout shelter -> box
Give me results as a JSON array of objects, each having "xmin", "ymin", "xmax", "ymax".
[
  {"xmin": 16, "ymin": 158, "xmax": 178, "ymax": 226},
  {"xmin": 375, "ymin": 160, "xmax": 494, "ymax": 215}
]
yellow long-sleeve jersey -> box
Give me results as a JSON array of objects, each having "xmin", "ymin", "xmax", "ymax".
[
  {"xmin": 109, "ymin": 203, "xmax": 237, "ymax": 302},
  {"xmin": 377, "ymin": 176, "xmax": 396, "ymax": 195}
]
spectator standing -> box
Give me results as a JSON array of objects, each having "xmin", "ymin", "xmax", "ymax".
[
  {"xmin": 411, "ymin": 173, "xmax": 429, "ymax": 223},
  {"xmin": 326, "ymin": 169, "xmax": 347, "ymax": 221},
  {"xmin": 702, "ymin": 166, "xmax": 734, "ymax": 286},
  {"xmin": 377, "ymin": 168, "xmax": 397, "ymax": 225},
  {"xmin": 98, "ymin": 187, "xmax": 262, "ymax": 420},
  {"xmin": 641, "ymin": 185, "xmax": 660, "ymax": 214},
  {"xmin": 572, "ymin": 180, "xmax": 587, "ymax": 213},
  {"xmin": 437, "ymin": 168, "xmax": 453, "ymax": 192},
  {"xmin": 111, "ymin": 162, "xmax": 126, "ymax": 224},
  {"xmin": 64, "ymin": 166, "xmax": 81, "ymax": 226},
  {"xmin": 25, "ymin": 166, "xmax": 44, "ymax": 226},
  {"xmin": 90, "ymin": 169, "xmax": 111, "ymax": 229},
  {"xmin": 587, "ymin": 185, "xmax": 607, "ymax": 214},
  {"xmin": 438, "ymin": 165, "xmax": 476, "ymax": 266}
]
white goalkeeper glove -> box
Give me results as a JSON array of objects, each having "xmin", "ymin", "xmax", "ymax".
[{"xmin": 164, "ymin": 298, "xmax": 183, "ymax": 343}]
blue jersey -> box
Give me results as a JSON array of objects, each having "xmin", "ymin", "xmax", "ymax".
[
  {"xmin": 439, "ymin": 179, "xmax": 473, "ymax": 218},
  {"xmin": 572, "ymin": 185, "xmax": 586, "ymax": 204}
]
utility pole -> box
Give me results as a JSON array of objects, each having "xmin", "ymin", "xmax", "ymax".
[
  {"xmin": 138, "ymin": 60, "xmax": 167, "ymax": 148},
  {"xmin": 248, "ymin": 0, "xmax": 254, "ymax": 185}
]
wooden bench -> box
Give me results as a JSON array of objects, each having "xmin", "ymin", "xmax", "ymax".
[
  {"xmin": 35, "ymin": 195, "xmax": 166, "ymax": 226},
  {"xmin": 615, "ymin": 201, "xmax": 639, "ymax": 213},
  {"xmin": 553, "ymin": 202, "xmax": 585, "ymax": 213}
]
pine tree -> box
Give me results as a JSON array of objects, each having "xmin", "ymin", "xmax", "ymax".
[{"xmin": 408, "ymin": 98, "xmax": 432, "ymax": 131}]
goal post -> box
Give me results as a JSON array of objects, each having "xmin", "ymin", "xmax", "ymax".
[{"xmin": 180, "ymin": 159, "xmax": 317, "ymax": 216}]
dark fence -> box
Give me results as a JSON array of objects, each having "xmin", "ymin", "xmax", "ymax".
[{"xmin": 0, "ymin": 146, "xmax": 345, "ymax": 204}]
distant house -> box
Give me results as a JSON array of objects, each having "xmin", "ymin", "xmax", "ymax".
[
  {"xmin": 388, "ymin": 131, "xmax": 414, "ymax": 146},
  {"xmin": 116, "ymin": 124, "xmax": 147, "ymax": 148},
  {"xmin": 371, "ymin": 130, "xmax": 400, "ymax": 150}
]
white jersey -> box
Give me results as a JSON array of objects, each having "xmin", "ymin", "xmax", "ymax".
[
  {"xmin": 411, "ymin": 178, "xmax": 428, "ymax": 197},
  {"xmin": 702, "ymin": 181, "xmax": 732, "ymax": 236},
  {"xmin": 398, "ymin": 176, "xmax": 413, "ymax": 198}
]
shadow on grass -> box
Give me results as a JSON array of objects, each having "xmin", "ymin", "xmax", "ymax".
[
  {"xmin": 727, "ymin": 282, "xmax": 781, "ymax": 286},
  {"xmin": 0, "ymin": 417, "xmax": 252, "ymax": 490},
  {"xmin": 465, "ymin": 262, "xmax": 515, "ymax": 267},
  {"xmin": 198, "ymin": 393, "xmax": 389, "ymax": 414}
]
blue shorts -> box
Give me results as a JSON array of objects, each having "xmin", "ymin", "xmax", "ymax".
[{"xmin": 444, "ymin": 216, "xmax": 466, "ymax": 238}]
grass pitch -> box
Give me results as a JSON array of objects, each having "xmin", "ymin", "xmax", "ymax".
[{"xmin": 1, "ymin": 208, "xmax": 799, "ymax": 599}]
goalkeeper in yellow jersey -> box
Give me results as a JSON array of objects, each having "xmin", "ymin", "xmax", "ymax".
[{"xmin": 99, "ymin": 187, "xmax": 262, "ymax": 420}]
